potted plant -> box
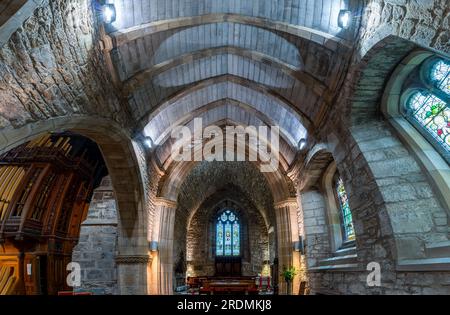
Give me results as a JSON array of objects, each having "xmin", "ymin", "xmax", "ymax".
[{"xmin": 281, "ymin": 266, "xmax": 297, "ymax": 295}]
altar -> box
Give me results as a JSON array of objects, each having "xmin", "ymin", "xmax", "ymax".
[{"xmin": 186, "ymin": 276, "xmax": 271, "ymax": 295}]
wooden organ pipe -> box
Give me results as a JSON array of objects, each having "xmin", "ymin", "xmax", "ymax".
[{"xmin": 0, "ymin": 167, "xmax": 26, "ymax": 221}]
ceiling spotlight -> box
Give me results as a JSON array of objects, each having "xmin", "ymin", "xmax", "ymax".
[
  {"xmin": 102, "ymin": 3, "xmax": 116, "ymax": 24},
  {"xmin": 298, "ymin": 138, "xmax": 307, "ymax": 151},
  {"xmin": 338, "ymin": 10, "xmax": 352, "ymax": 29}
]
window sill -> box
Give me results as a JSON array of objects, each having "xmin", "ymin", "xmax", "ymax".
[
  {"xmin": 339, "ymin": 241, "xmax": 356, "ymax": 250},
  {"xmin": 309, "ymin": 263, "xmax": 361, "ymax": 272},
  {"xmin": 396, "ymin": 257, "xmax": 450, "ymax": 271},
  {"xmin": 310, "ymin": 246, "xmax": 360, "ymax": 272}
]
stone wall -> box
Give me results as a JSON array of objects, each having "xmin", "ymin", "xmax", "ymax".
[
  {"xmin": 177, "ymin": 161, "xmax": 276, "ymax": 222},
  {"xmin": 186, "ymin": 189, "xmax": 270, "ymax": 278},
  {"xmin": 299, "ymin": 120, "xmax": 450, "ymax": 294},
  {"xmin": 173, "ymin": 161, "xmax": 277, "ymax": 282},
  {"xmin": 300, "ymin": 191, "xmax": 331, "ymax": 269},
  {"xmin": 358, "ymin": 0, "xmax": 449, "ymax": 58},
  {"xmin": 0, "ymin": 0, "xmax": 127, "ymax": 134},
  {"xmin": 293, "ymin": 0, "xmax": 450, "ymax": 296},
  {"xmin": 72, "ymin": 176, "xmax": 118, "ymax": 295}
]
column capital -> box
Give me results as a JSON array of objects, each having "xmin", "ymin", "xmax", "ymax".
[
  {"xmin": 155, "ymin": 197, "xmax": 177, "ymax": 208},
  {"xmin": 274, "ymin": 198, "xmax": 298, "ymax": 209},
  {"xmin": 115, "ymin": 254, "xmax": 152, "ymax": 265}
]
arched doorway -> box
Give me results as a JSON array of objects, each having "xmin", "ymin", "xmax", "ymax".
[
  {"xmin": 0, "ymin": 132, "xmax": 108, "ymax": 295},
  {"xmin": 0, "ymin": 117, "xmax": 149, "ymax": 295}
]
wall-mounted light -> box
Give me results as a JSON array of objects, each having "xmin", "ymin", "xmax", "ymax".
[
  {"xmin": 101, "ymin": 3, "xmax": 116, "ymax": 24},
  {"xmin": 149, "ymin": 241, "xmax": 158, "ymax": 252},
  {"xmin": 298, "ymin": 138, "xmax": 307, "ymax": 151},
  {"xmin": 144, "ymin": 136, "xmax": 154, "ymax": 149},
  {"xmin": 293, "ymin": 236, "xmax": 305, "ymax": 255},
  {"xmin": 338, "ymin": 10, "xmax": 352, "ymax": 29}
]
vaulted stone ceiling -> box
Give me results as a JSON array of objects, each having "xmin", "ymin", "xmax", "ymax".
[
  {"xmin": 0, "ymin": 0, "xmax": 363, "ymax": 173},
  {"xmin": 103, "ymin": 0, "xmax": 363, "ymax": 171}
]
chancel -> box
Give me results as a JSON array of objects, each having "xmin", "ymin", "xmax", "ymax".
[{"xmin": 0, "ymin": 0, "xmax": 449, "ymax": 296}]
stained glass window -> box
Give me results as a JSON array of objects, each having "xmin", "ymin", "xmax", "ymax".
[
  {"xmin": 430, "ymin": 60, "xmax": 450, "ymax": 95},
  {"xmin": 407, "ymin": 92, "xmax": 450, "ymax": 152},
  {"xmin": 216, "ymin": 210, "xmax": 240, "ymax": 256},
  {"xmin": 336, "ymin": 178, "xmax": 355, "ymax": 242},
  {"xmin": 405, "ymin": 58, "xmax": 450, "ymax": 158}
]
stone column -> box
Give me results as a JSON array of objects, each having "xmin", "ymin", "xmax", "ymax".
[
  {"xmin": 153, "ymin": 197, "xmax": 177, "ymax": 295},
  {"xmin": 116, "ymin": 255, "xmax": 152, "ymax": 295},
  {"xmin": 298, "ymin": 190, "xmax": 331, "ymax": 268},
  {"xmin": 72, "ymin": 176, "xmax": 118, "ymax": 295},
  {"xmin": 274, "ymin": 198, "xmax": 300, "ymax": 295},
  {"xmin": 115, "ymin": 193, "xmax": 151, "ymax": 295}
]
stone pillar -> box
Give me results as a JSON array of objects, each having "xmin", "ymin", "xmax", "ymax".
[
  {"xmin": 274, "ymin": 198, "xmax": 300, "ymax": 295},
  {"xmin": 116, "ymin": 255, "xmax": 152, "ymax": 295},
  {"xmin": 72, "ymin": 176, "xmax": 118, "ymax": 295},
  {"xmin": 298, "ymin": 190, "xmax": 331, "ymax": 269},
  {"xmin": 153, "ymin": 198, "xmax": 177, "ymax": 295},
  {"xmin": 298, "ymin": 190, "xmax": 332, "ymax": 294},
  {"xmin": 114, "ymin": 193, "xmax": 151, "ymax": 295}
]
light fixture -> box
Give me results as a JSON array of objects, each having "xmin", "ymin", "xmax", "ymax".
[
  {"xmin": 298, "ymin": 138, "xmax": 307, "ymax": 151},
  {"xmin": 293, "ymin": 236, "xmax": 305, "ymax": 254},
  {"xmin": 102, "ymin": 3, "xmax": 116, "ymax": 24},
  {"xmin": 149, "ymin": 241, "xmax": 158, "ymax": 252},
  {"xmin": 144, "ymin": 137, "xmax": 153, "ymax": 149},
  {"xmin": 338, "ymin": 9, "xmax": 352, "ymax": 29}
]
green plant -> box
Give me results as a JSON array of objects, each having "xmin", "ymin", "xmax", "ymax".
[{"xmin": 282, "ymin": 266, "xmax": 297, "ymax": 282}]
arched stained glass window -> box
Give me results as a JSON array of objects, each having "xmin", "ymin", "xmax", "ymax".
[
  {"xmin": 405, "ymin": 58, "xmax": 450, "ymax": 161},
  {"xmin": 430, "ymin": 60, "xmax": 450, "ymax": 94},
  {"xmin": 336, "ymin": 178, "xmax": 355, "ymax": 242},
  {"xmin": 216, "ymin": 210, "xmax": 240, "ymax": 256}
]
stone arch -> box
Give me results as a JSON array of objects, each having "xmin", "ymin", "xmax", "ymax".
[
  {"xmin": 343, "ymin": 36, "xmax": 450, "ymax": 263},
  {"xmin": 152, "ymin": 155, "xmax": 299, "ymax": 294},
  {"xmin": 158, "ymin": 157, "xmax": 294, "ymax": 204},
  {"xmin": 151, "ymin": 99, "xmax": 300, "ymax": 150},
  {"xmin": 348, "ymin": 35, "xmax": 417, "ymax": 126},
  {"xmin": 297, "ymin": 144, "xmax": 367, "ymax": 273},
  {"xmin": 110, "ymin": 12, "xmax": 352, "ymax": 51},
  {"xmin": 138, "ymin": 75, "xmax": 313, "ymax": 134},
  {"xmin": 381, "ymin": 49, "xmax": 450, "ymax": 217},
  {"xmin": 123, "ymin": 47, "xmax": 322, "ymax": 94},
  {"xmin": 0, "ymin": 116, "xmax": 149, "ymax": 294},
  {"xmin": 304, "ymin": 35, "xmax": 450, "ymax": 295},
  {"xmin": 300, "ymin": 144, "xmax": 335, "ymax": 191},
  {"xmin": 184, "ymin": 188, "xmax": 271, "ymax": 279},
  {"xmin": 154, "ymin": 119, "xmax": 295, "ymax": 172},
  {"xmin": 0, "ymin": 0, "xmax": 42, "ymax": 47}
]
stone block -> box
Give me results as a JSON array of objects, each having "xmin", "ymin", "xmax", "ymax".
[{"xmin": 396, "ymin": 237, "xmax": 426, "ymax": 259}]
